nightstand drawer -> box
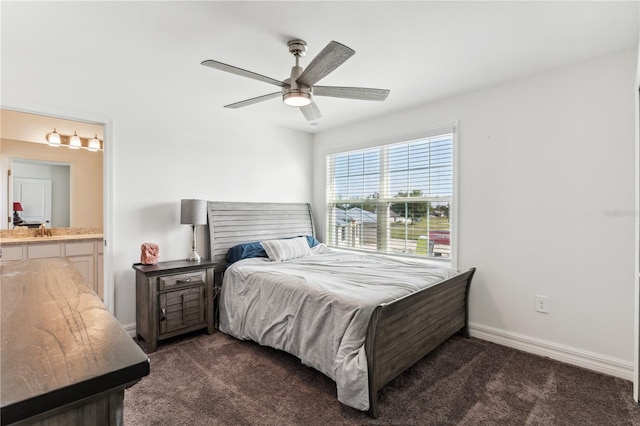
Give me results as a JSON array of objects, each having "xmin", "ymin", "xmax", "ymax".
[
  {"xmin": 159, "ymin": 286, "xmax": 205, "ymax": 334},
  {"xmin": 158, "ymin": 270, "xmax": 206, "ymax": 290}
]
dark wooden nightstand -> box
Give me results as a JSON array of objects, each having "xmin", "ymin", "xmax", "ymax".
[{"xmin": 133, "ymin": 259, "xmax": 216, "ymax": 352}]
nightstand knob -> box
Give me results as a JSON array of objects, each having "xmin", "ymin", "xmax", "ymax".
[{"xmin": 177, "ymin": 278, "xmax": 192, "ymax": 284}]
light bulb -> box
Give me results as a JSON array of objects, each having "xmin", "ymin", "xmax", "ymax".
[
  {"xmin": 47, "ymin": 129, "xmax": 61, "ymax": 147},
  {"xmin": 69, "ymin": 131, "xmax": 81, "ymax": 149},
  {"xmin": 88, "ymin": 134, "xmax": 100, "ymax": 152}
]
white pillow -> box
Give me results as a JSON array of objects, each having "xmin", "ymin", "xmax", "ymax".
[{"xmin": 261, "ymin": 237, "xmax": 312, "ymax": 262}]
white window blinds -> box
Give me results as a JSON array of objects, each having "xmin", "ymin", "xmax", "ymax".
[{"xmin": 326, "ymin": 132, "xmax": 454, "ymax": 260}]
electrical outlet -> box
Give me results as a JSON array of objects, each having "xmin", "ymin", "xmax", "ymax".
[{"xmin": 535, "ymin": 295, "xmax": 549, "ymax": 314}]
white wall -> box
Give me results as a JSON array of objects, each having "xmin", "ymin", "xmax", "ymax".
[
  {"xmin": 111, "ymin": 122, "xmax": 311, "ymax": 324},
  {"xmin": 1, "ymin": 3, "xmax": 313, "ymax": 326},
  {"xmin": 313, "ymin": 49, "xmax": 637, "ymax": 373}
]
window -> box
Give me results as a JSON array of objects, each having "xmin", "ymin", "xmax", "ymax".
[{"xmin": 325, "ymin": 131, "xmax": 455, "ymax": 262}]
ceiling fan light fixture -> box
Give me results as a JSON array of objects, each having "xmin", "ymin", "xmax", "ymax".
[
  {"xmin": 283, "ymin": 90, "xmax": 311, "ymax": 107},
  {"xmin": 201, "ymin": 39, "xmax": 388, "ymax": 121}
]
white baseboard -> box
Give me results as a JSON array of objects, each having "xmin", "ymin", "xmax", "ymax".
[
  {"xmin": 121, "ymin": 320, "xmax": 633, "ymax": 380},
  {"xmin": 469, "ymin": 322, "xmax": 634, "ymax": 381},
  {"xmin": 124, "ymin": 322, "xmax": 137, "ymax": 338}
]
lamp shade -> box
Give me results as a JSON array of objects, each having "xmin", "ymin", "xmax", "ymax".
[
  {"xmin": 88, "ymin": 134, "xmax": 101, "ymax": 152},
  {"xmin": 13, "ymin": 202, "xmax": 23, "ymax": 212},
  {"xmin": 47, "ymin": 129, "xmax": 61, "ymax": 147},
  {"xmin": 283, "ymin": 90, "xmax": 312, "ymax": 107},
  {"xmin": 180, "ymin": 199, "xmax": 207, "ymax": 225},
  {"xmin": 69, "ymin": 131, "xmax": 81, "ymax": 149}
]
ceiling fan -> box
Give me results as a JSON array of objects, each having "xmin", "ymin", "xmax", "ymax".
[{"xmin": 201, "ymin": 39, "xmax": 390, "ymax": 121}]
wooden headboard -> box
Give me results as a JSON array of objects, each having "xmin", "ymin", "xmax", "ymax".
[{"xmin": 207, "ymin": 201, "xmax": 315, "ymax": 270}]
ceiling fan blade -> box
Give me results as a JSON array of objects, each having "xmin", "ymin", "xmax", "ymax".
[
  {"xmin": 300, "ymin": 101, "xmax": 322, "ymax": 121},
  {"xmin": 296, "ymin": 41, "xmax": 355, "ymax": 87},
  {"xmin": 201, "ymin": 60, "xmax": 286, "ymax": 88},
  {"xmin": 313, "ymin": 86, "xmax": 390, "ymax": 101},
  {"xmin": 224, "ymin": 92, "xmax": 281, "ymax": 109}
]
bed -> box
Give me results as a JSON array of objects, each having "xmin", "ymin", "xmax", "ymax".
[{"xmin": 208, "ymin": 201, "xmax": 476, "ymax": 418}]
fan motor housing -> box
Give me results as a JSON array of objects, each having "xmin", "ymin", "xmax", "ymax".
[{"xmin": 287, "ymin": 39, "xmax": 307, "ymax": 57}]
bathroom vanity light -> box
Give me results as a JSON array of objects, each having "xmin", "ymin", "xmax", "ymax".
[
  {"xmin": 69, "ymin": 132, "xmax": 81, "ymax": 149},
  {"xmin": 47, "ymin": 129, "xmax": 61, "ymax": 147},
  {"xmin": 45, "ymin": 129, "xmax": 103, "ymax": 151},
  {"xmin": 88, "ymin": 134, "xmax": 101, "ymax": 152}
]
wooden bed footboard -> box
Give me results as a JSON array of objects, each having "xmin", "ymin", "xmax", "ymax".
[{"xmin": 365, "ymin": 267, "xmax": 476, "ymax": 418}]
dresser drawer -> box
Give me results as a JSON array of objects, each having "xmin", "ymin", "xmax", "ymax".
[
  {"xmin": 158, "ymin": 270, "xmax": 206, "ymax": 291},
  {"xmin": 159, "ymin": 286, "xmax": 206, "ymax": 334}
]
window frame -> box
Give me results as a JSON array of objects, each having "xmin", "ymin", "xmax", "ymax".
[{"xmin": 323, "ymin": 125, "xmax": 459, "ymax": 269}]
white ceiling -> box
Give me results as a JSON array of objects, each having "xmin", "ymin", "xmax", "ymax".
[
  {"xmin": 4, "ymin": 1, "xmax": 639, "ymax": 134},
  {"xmin": 194, "ymin": 1, "xmax": 639, "ymax": 133}
]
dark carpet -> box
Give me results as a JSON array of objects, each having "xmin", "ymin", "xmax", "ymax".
[{"xmin": 124, "ymin": 331, "xmax": 640, "ymax": 425}]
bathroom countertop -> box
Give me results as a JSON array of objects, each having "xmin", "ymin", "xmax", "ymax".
[{"xmin": 0, "ymin": 234, "xmax": 104, "ymax": 245}]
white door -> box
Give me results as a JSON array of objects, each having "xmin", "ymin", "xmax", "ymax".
[{"xmin": 14, "ymin": 178, "xmax": 52, "ymax": 225}]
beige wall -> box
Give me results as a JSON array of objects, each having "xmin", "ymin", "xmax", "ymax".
[{"xmin": 0, "ymin": 138, "xmax": 103, "ymax": 228}]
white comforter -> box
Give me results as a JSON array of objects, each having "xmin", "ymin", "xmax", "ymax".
[{"xmin": 219, "ymin": 244, "xmax": 457, "ymax": 411}]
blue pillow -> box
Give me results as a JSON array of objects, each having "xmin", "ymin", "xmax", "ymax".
[
  {"xmin": 226, "ymin": 241, "xmax": 267, "ymax": 265},
  {"xmin": 226, "ymin": 235, "xmax": 320, "ymax": 266},
  {"xmin": 305, "ymin": 235, "xmax": 320, "ymax": 248}
]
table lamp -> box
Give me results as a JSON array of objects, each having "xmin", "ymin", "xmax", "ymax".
[
  {"xmin": 12, "ymin": 202, "xmax": 25, "ymax": 226},
  {"xmin": 180, "ymin": 199, "xmax": 207, "ymax": 261}
]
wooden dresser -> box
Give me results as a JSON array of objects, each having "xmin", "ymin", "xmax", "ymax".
[{"xmin": 1, "ymin": 258, "xmax": 149, "ymax": 425}]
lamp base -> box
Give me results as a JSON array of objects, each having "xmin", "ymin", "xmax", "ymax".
[
  {"xmin": 186, "ymin": 224, "xmax": 201, "ymax": 262},
  {"xmin": 13, "ymin": 212, "xmax": 24, "ymax": 227},
  {"xmin": 186, "ymin": 250, "xmax": 202, "ymax": 262}
]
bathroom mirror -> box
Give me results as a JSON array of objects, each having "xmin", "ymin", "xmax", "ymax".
[{"xmin": 1, "ymin": 109, "xmax": 103, "ymax": 230}]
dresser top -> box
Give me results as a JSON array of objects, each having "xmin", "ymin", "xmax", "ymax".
[
  {"xmin": 0, "ymin": 233, "xmax": 103, "ymax": 245},
  {"xmin": 1, "ymin": 258, "xmax": 149, "ymax": 424}
]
